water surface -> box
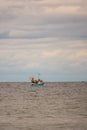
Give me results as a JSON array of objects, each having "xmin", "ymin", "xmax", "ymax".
[{"xmin": 0, "ymin": 82, "xmax": 87, "ymax": 130}]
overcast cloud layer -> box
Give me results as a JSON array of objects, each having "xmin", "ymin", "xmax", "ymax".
[{"xmin": 0, "ymin": 0, "xmax": 87, "ymax": 81}]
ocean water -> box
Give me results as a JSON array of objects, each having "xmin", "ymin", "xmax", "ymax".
[{"xmin": 0, "ymin": 82, "xmax": 87, "ymax": 130}]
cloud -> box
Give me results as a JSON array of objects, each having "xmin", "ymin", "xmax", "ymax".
[
  {"xmin": 0, "ymin": 39, "xmax": 86, "ymax": 74},
  {"xmin": 0, "ymin": 0, "xmax": 87, "ymax": 40},
  {"xmin": 0, "ymin": 0, "xmax": 87, "ymax": 81}
]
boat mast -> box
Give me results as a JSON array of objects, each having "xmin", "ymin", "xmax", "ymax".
[{"xmin": 38, "ymin": 73, "xmax": 40, "ymax": 79}]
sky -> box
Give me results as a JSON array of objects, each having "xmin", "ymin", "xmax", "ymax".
[{"xmin": 0, "ymin": 0, "xmax": 87, "ymax": 82}]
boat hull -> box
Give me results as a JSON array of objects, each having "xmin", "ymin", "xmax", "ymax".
[{"xmin": 31, "ymin": 83, "xmax": 45, "ymax": 87}]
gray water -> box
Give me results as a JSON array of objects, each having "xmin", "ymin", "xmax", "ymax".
[{"xmin": 0, "ymin": 82, "xmax": 87, "ymax": 130}]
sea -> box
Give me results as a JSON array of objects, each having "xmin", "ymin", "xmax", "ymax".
[{"xmin": 0, "ymin": 82, "xmax": 87, "ymax": 130}]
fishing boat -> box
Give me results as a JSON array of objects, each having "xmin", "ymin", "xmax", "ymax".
[{"xmin": 30, "ymin": 73, "xmax": 45, "ymax": 87}]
